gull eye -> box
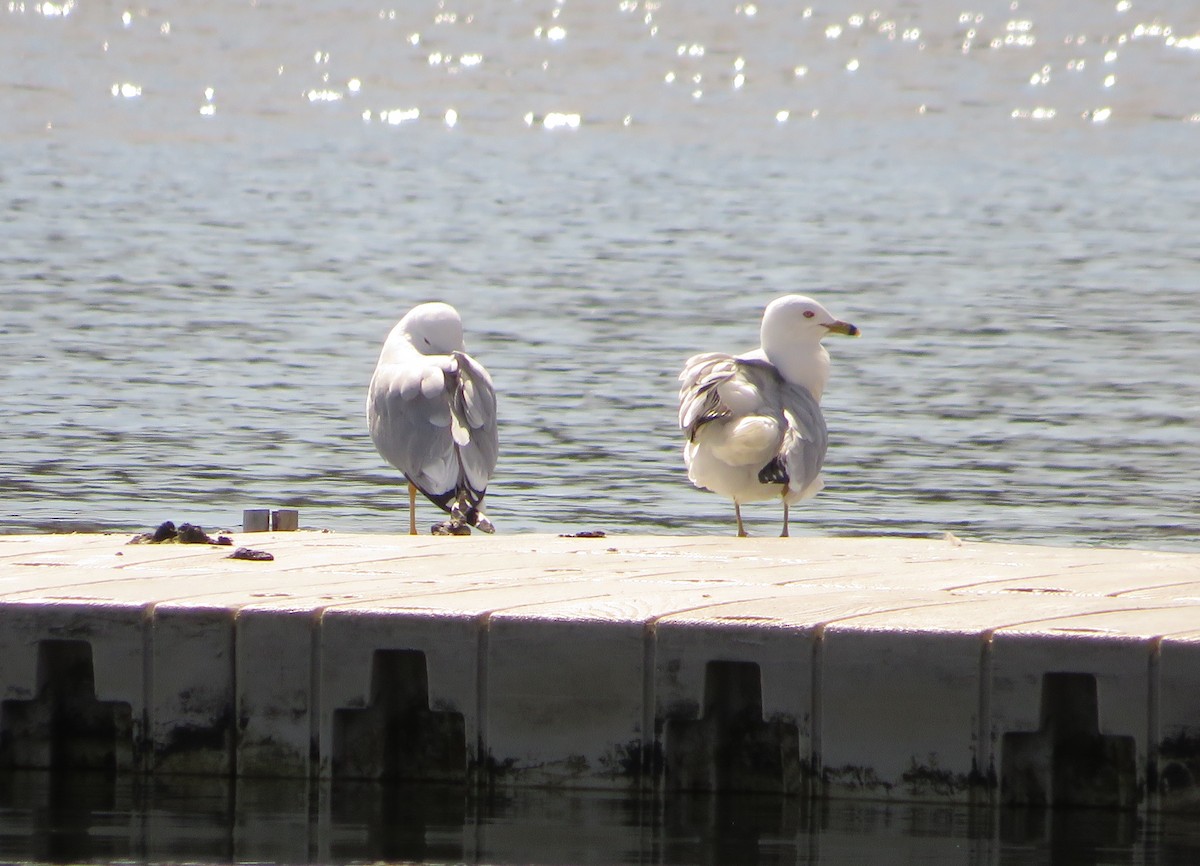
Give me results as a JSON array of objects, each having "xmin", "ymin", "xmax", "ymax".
[{"xmin": 803, "ymin": 310, "xmax": 815, "ymax": 318}]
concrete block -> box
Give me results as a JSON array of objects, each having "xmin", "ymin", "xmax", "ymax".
[
  {"xmin": 317, "ymin": 609, "xmax": 480, "ymax": 783},
  {"xmin": 272, "ymin": 510, "xmax": 299, "ymax": 532},
  {"xmin": 0, "ymin": 601, "xmax": 147, "ymax": 773},
  {"xmin": 242, "ymin": 509, "xmax": 270, "ymax": 532},
  {"xmin": 149, "ymin": 604, "xmax": 236, "ymax": 775},
  {"xmin": 819, "ymin": 626, "xmax": 984, "ymax": 803},
  {"xmin": 990, "ymin": 630, "xmax": 1151, "ymax": 809},
  {"xmin": 484, "ymin": 616, "xmax": 647, "ymax": 790},
  {"xmin": 1155, "ymin": 636, "xmax": 1200, "ymax": 809},
  {"xmin": 654, "ymin": 620, "xmax": 813, "ymax": 795},
  {"xmin": 235, "ymin": 607, "xmax": 317, "ymax": 778}
]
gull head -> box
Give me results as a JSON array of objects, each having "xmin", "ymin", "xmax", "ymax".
[
  {"xmin": 400, "ymin": 301, "xmax": 466, "ymax": 355},
  {"xmin": 761, "ymin": 295, "xmax": 860, "ymax": 347}
]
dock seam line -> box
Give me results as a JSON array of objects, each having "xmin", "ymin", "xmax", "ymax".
[
  {"xmin": 811, "ymin": 623, "xmax": 825, "ymax": 783},
  {"xmin": 142, "ymin": 601, "xmax": 156, "ymax": 772},
  {"xmin": 476, "ymin": 610, "xmax": 493, "ymax": 781}
]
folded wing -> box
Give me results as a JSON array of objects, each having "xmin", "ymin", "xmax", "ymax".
[
  {"xmin": 368, "ymin": 351, "xmax": 498, "ymax": 514},
  {"xmin": 678, "ymin": 352, "xmax": 828, "ymax": 501}
]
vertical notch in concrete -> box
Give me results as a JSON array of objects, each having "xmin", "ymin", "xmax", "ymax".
[
  {"xmin": 664, "ymin": 659, "xmax": 801, "ymax": 794},
  {"xmin": 0, "ymin": 640, "xmax": 134, "ymax": 773},
  {"xmin": 1001, "ymin": 672, "xmax": 1137, "ymax": 809},
  {"xmin": 332, "ymin": 649, "xmax": 466, "ymax": 782}
]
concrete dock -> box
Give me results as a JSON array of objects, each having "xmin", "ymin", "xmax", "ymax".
[{"xmin": 2, "ymin": 530, "xmax": 1200, "ymax": 812}]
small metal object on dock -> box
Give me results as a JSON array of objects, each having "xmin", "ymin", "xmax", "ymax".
[
  {"xmin": 271, "ymin": 509, "xmax": 298, "ymax": 532},
  {"xmin": 242, "ymin": 509, "xmax": 270, "ymax": 533}
]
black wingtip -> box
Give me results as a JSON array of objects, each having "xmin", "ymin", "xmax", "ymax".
[{"xmin": 757, "ymin": 456, "xmax": 789, "ymax": 486}]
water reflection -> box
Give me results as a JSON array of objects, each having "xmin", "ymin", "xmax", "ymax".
[{"xmin": 4, "ymin": 770, "xmax": 1200, "ymax": 864}]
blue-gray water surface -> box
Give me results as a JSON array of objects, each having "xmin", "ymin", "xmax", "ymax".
[{"xmin": 2, "ymin": 0, "xmax": 1199, "ymax": 548}]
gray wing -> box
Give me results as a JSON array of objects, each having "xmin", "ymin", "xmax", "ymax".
[
  {"xmin": 679, "ymin": 352, "xmax": 827, "ymax": 496},
  {"xmin": 450, "ymin": 350, "xmax": 499, "ymax": 500},
  {"xmin": 775, "ymin": 377, "xmax": 828, "ymax": 499},
  {"xmin": 367, "ymin": 352, "xmax": 498, "ymax": 511},
  {"xmin": 678, "ymin": 351, "xmax": 740, "ymax": 437}
]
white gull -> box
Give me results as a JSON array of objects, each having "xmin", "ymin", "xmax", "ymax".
[
  {"xmin": 678, "ymin": 295, "xmax": 859, "ymax": 537},
  {"xmin": 367, "ymin": 302, "xmax": 498, "ymax": 535}
]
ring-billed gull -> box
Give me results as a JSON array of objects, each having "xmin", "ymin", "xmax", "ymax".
[
  {"xmin": 367, "ymin": 302, "xmax": 498, "ymax": 535},
  {"xmin": 678, "ymin": 295, "xmax": 859, "ymax": 537}
]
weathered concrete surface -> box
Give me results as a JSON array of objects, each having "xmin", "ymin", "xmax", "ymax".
[{"xmin": 1, "ymin": 531, "xmax": 1199, "ymax": 810}]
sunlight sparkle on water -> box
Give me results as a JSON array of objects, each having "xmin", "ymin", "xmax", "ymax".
[
  {"xmin": 1133, "ymin": 22, "xmax": 1172, "ymax": 40},
  {"xmin": 382, "ymin": 107, "xmax": 419, "ymax": 124},
  {"xmin": 1012, "ymin": 106, "xmax": 1056, "ymax": 119},
  {"xmin": 111, "ymin": 82, "xmax": 141, "ymax": 98},
  {"xmin": 536, "ymin": 111, "xmax": 581, "ymax": 129},
  {"xmin": 36, "ymin": 0, "xmax": 74, "ymax": 16}
]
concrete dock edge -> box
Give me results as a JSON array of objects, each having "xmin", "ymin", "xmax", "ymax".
[{"xmin": 2, "ymin": 531, "xmax": 1199, "ymax": 812}]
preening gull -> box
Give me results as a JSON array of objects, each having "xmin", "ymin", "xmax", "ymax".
[
  {"xmin": 367, "ymin": 302, "xmax": 498, "ymax": 535},
  {"xmin": 678, "ymin": 295, "xmax": 859, "ymax": 537}
]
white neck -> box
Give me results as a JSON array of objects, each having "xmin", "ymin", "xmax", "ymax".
[{"xmin": 763, "ymin": 339, "xmax": 830, "ymax": 402}]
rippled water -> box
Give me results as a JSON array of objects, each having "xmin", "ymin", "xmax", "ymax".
[
  {"xmin": 4, "ymin": 772, "xmax": 1200, "ymax": 865},
  {"xmin": 2, "ymin": 0, "xmax": 1199, "ymax": 548}
]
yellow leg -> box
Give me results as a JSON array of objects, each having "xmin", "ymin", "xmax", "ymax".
[
  {"xmin": 408, "ymin": 481, "xmax": 418, "ymax": 536},
  {"xmin": 780, "ymin": 501, "xmax": 790, "ymax": 538},
  {"xmin": 735, "ymin": 502, "xmax": 747, "ymax": 538}
]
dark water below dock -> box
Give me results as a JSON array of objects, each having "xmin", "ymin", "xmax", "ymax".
[{"xmin": 3, "ymin": 772, "xmax": 1200, "ymax": 865}]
